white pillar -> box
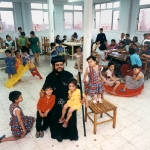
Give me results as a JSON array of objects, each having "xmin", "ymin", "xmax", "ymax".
[
  {"xmin": 48, "ymin": 0, "xmax": 54, "ymax": 42},
  {"xmin": 21, "ymin": 1, "xmax": 27, "ymax": 33},
  {"xmin": 83, "ymin": 0, "xmax": 93, "ymax": 74}
]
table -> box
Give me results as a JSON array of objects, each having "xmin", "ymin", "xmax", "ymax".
[
  {"xmin": 85, "ymin": 99, "xmax": 117, "ymax": 134},
  {"xmin": 62, "ymin": 42, "xmax": 82, "ymax": 60},
  {"xmin": 108, "ymin": 53, "xmax": 128, "ymax": 61}
]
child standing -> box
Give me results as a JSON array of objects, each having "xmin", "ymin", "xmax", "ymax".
[
  {"xmin": 5, "ymin": 49, "xmax": 16, "ymax": 79},
  {"xmin": 19, "ymin": 32, "xmax": 30, "ymax": 54},
  {"xmin": 83, "ymin": 56, "xmax": 105, "ymax": 104},
  {"xmin": 5, "ymin": 35, "xmax": 15, "ymax": 56},
  {"xmin": 36, "ymin": 84, "xmax": 55, "ymax": 138},
  {"xmin": 105, "ymin": 62, "xmax": 120, "ymax": 94},
  {"xmin": 120, "ymin": 65, "xmax": 144, "ymax": 92},
  {"xmin": 14, "ymin": 50, "xmax": 22, "ymax": 70},
  {"xmin": 59, "ymin": 78, "xmax": 88, "ymax": 128},
  {"xmin": 0, "ymin": 91, "xmax": 35, "ymax": 143}
]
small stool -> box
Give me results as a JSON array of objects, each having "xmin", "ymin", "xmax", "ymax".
[{"xmin": 85, "ymin": 98, "xmax": 117, "ymax": 134}]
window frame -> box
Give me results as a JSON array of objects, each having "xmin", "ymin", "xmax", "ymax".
[
  {"xmin": 63, "ymin": 5, "xmax": 83, "ymax": 30},
  {"xmin": 137, "ymin": 3, "xmax": 150, "ymax": 32},
  {"xmin": 94, "ymin": 1, "xmax": 120, "ymax": 31},
  {"xmin": 31, "ymin": 3, "xmax": 51, "ymax": 31},
  {"xmin": 0, "ymin": 2, "xmax": 16, "ymax": 33}
]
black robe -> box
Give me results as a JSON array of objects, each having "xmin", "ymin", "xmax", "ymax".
[{"xmin": 43, "ymin": 70, "xmax": 78, "ymax": 141}]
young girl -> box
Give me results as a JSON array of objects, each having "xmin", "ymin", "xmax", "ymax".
[
  {"xmin": 36, "ymin": 84, "xmax": 55, "ymax": 138},
  {"xmin": 74, "ymin": 47, "xmax": 83, "ymax": 72},
  {"xmin": 0, "ymin": 91, "xmax": 35, "ymax": 143},
  {"xmin": 104, "ymin": 62, "xmax": 120, "ymax": 94},
  {"xmin": 14, "ymin": 50, "xmax": 22, "ymax": 70},
  {"xmin": 59, "ymin": 78, "xmax": 88, "ymax": 128},
  {"xmin": 120, "ymin": 65, "xmax": 144, "ymax": 92},
  {"xmin": 83, "ymin": 56, "xmax": 105, "ymax": 104},
  {"xmin": 5, "ymin": 35, "xmax": 15, "ymax": 56},
  {"xmin": 5, "ymin": 49, "xmax": 16, "ymax": 79}
]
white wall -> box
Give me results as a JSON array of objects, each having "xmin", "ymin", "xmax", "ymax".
[{"xmin": 0, "ymin": 0, "xmax": 146, "ymax": 44}]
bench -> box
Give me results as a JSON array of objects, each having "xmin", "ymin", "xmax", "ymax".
[{"xmin": 85, "ymin": 98, "xmax": 117, "ymax": 134}]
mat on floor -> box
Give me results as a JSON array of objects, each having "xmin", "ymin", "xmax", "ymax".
[{"xmin": 104, "ymin": 83, "xmax": 144, "ymax": 97}]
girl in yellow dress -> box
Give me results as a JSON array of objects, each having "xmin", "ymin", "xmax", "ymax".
[{"xmin": 59, "ymin": 78, "xmax": 88, "ymax": 128}]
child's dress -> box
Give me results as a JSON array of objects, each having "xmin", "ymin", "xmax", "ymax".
[
  {"xmin": 5, "ymin": 57, "xmax": 16, "ymax": 75},
  {"xmin": 67, "ymin": 89, "xmax": 82, "ymax": 111},
  {"xmin": 5, "ymin": 40, "xmax": 15, "ymax": 49},
  {"xmin": 9, "ymin": 103, "xmax": 34, "ymax": 137},
  {"xmin": 74, "ymin": 53, "xmax": 83, "ymax": 70},
  {"xmin": 86, "ymin": 66, "xmax": 104, "ymax": 97},
  {"xmin": 125, "ymin": 72, "xmax": 144, "ymax": 89},
  {"xmin": 105, "ymin": 69, "xmax": 117, "ymax": 86}
]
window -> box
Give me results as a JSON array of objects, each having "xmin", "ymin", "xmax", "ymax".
[
  {"xmin": 0, "ymin": 2, "xmax": 13, "ymax": 8},
  {"xmin": 31, "ymin": 3, "xmax": 50, "ymax": 31},
  {"xmin": 95, "ymin": 1, "xmax": 120, "ymax": 31},
  {"xmin": 138, "ymin": 1, "xmax": 150, "ymax": 31},
  {"xmin": 64, "ymin": 5, "xmax": 83, "ymax": 30},
  {"xmin": 0, "ymin": 2, "xmax": 15, "ymax": 32},
  {"xmin": 140, "ymin": 0, "xmax": 150, "ymax": 5}
]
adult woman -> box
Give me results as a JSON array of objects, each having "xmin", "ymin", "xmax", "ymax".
[
  {"xmin": 27, "ymin": 31, "xmax": 41, "ymax": 63},
  {"xmin": 121, "ymin": 48, "xmax": 142, "ymax": 78}
]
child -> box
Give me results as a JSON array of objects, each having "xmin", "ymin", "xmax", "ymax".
[
  {"xmin": 5, "ymin": 35, "xmax": 15, "ymax": 56},
  {"xmin": 14, "ymin": 50, "xmax": 22, "ymax": 70},
  {"xmin": 55, "ymin": 35, "xmax": 61, "ymax": 44},
  {"xmin": 104, "ymin": 40, "xmax": 109, "ymax": 48},
  {"xmin": 62, "ymin": 35, "xmax": 67, "ymax": 42},
  {"xmin": 83, "ymin": 56, "xmax": 105, "ymax": 104},
  {"xmin": 108, "ymin": 39, "xmax": 118, "ymax": 49},
  {"xmin": 117, "ymin": 41, "xmax": 126, "ymax": 53},
  {"xmin": 0, "ymin": 91, "xmax": 35, "ymax": 143},
  {"xmin": 120, "ymin": 65, "xmax": 144, "ymax": 92},
  {"xmin": 19, "ymin": 32, "xmax": 30, "ymax": 54},
  {"xmin": 18, "ymin": 27, "xmax": 22, "ymax": 38},
  {"xmin": 125, "ymin": 41, "xmax": 134, "ymax": 53},
  {"xmin": 21, "ymin": 49, "xmax": 34, "ymax": 71},
  {"xmin": 105, "ymin": 62, "xmax": 120, "ymax": 94},
  {"xmin": 123, "ymin": 33, "xmax": 131, "ymax": 46},
  {"xmin": 50, "ymin": 42, "xmax": 57, "ymax": 58},
  {"xmin": 74, "ymin": 47, "xmax": 83, "ymax": 71},
  {"xmin": 36, "ymin": 84, "xmax": 55, "ymax": 138},
  {"xmin": 59, "ymin": 78, "xmax": 88, "ymax": 128},
  {"xmin": 5, "ymin": 49, "xmax": 16, "ymax": 79},
  {"xmin": 119, "ymin": 33, "xmax": 125, "ymax": 42}
]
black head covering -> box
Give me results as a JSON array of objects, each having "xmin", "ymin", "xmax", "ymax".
[{"xmin": 51, "ymin": 56, "xmax": 65, "ymax": 65}]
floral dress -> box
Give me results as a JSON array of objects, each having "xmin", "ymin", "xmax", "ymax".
[
  {"xmin": 86, "ymin": 65, "xmax": 104, "ymax": 97},
  {"xmin": 5, "ymin": 57, "xmax": 16, "ymax": 75},
  {"xmin": 9, "ymin": 103, "xmax": 34, "ymax": 137}
]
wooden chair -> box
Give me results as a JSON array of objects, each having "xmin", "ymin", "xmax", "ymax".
[
  {"xmin": 140, "ymin": 56, "xmax": 150, "ymax": 80},
  {"xmin": 0, "ymin": 38, "xmax": 6, "ymax": 49},
  {"xmin": 15, "ymin": 37, "xmax": 21, "ymax": 50},
  {"xmin": 85, "ymin": 98, "xmax": 117, "ymax": 134}
]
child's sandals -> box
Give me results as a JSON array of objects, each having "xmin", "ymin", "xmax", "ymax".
[
  {"xmin": 59, "ymin": 117, "xmax": 65, "ymax": 123},
  {"xmin": 0, "ymin": 135, "xmax": 5, "ymax": 143},
  {"xmin": 92, "ymin": 99, "xmax": 97, "ymax": 104},
  {"xmin": 62, "ymin": 121, "xmax": 68, "ymax": 128},
  {"xmin": 97, "ymin": 98, "xmax": 102, "ymax": 103}
]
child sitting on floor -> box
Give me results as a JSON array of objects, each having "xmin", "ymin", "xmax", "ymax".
[
  {"xmin": 21, "ymin": 49, "xmax": 34, "ymax": 71},
  {"xmin": 14, "ymin": 50, "xmax": 22, "ymax": 70},
  {"xmin": 0, "ymin": 91, "xmax": 35, "ymax": 143},
  {"xmin": 104, "ymin": 62, "xmax": 120, "ymax": 94},
  {"xmin": 36, "ymin": 84, "xmax": 55, "ymax": 138},
  {"xmin": 120, "ymin": 65, "xmax": 144, "ymax": 92},
  {"xmin": 59, "ymin": 78, "xmax": 88, "ymax": 128},
  {"xmin": 5, "ymin": 49, "xmax": 16, "ymax": 79}
]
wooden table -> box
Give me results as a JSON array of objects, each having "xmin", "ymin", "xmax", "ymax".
[
  {"xmin": 85, "ymin": 99, "xmax": 117, "ymax": 134},
  {"xmin": 62, "ymin": 42, "xmax": 82, "ymax": 60},
  {"xmin": 108, "ymin": 53, "xmax": 128, "ymax": 61}
]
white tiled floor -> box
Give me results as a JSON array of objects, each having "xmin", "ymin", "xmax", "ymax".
[{"xmin": 0, "ymin": 56, "xmax": 150, "ymax": 150}]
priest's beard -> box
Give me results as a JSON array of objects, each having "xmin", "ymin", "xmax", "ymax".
[{"xmin": 53, "ymin": 67, "xmax": 64, "ymax": 75}]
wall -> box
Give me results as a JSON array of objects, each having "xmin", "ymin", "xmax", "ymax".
[{"xmin": 0, "ymin": 0, "xmax": 146, "ymax": 44}]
